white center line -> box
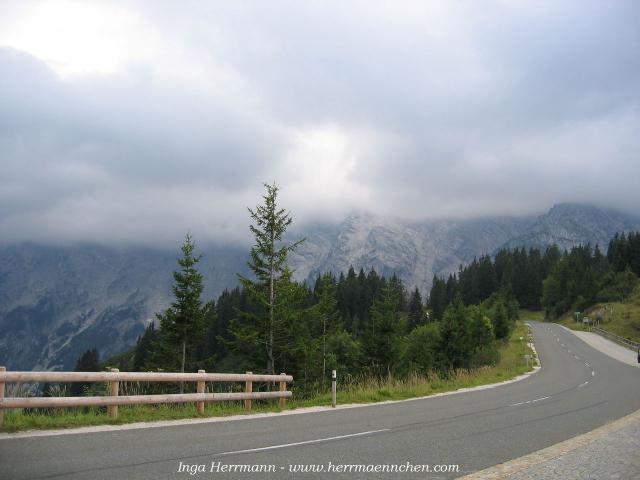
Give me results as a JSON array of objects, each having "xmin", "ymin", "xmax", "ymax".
[
  {"xmin": 214, "ymin": 429, "xmax": 390, "ymax": 456},
  {"xmin": 510, "ymin": 396, "xmax": 551, "ymax": 407},
  {"xmin": 530, "ymin": 396, "xmax": 550, "ymax": 403}
]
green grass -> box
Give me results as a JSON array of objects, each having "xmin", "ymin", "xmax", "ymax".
[
  {"xmin": 519, "ymin": 309, "xmax": 545, "ymax": 322},
  {"xmin": 556, "ymin": 285, "xmax": 640, "ymax": 343},
  {"xmin": 1, "ymin": 402, "xmax": 278, "ymax": 433},
  {"xmin": 1, "ymin": 322, "xmax": 535, "ymax": 433}
]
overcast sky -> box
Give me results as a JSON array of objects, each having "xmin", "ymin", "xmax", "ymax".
[{"xmin": 1, "ymin": 0, "xmax": 639, "ymax": 247}]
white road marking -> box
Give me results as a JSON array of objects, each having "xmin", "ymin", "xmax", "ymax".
[
  {"xmin": 585, "ymin": 362, "xmax": 590, "ymax": 367},
  {"xmin": 592, "ymin": 371, "xmax": 595, "ymax": 376},
  {"xmin": 561, "ymin": 343, "xmax": 565, "ymax": 347},
  {"xmin": 510, "ymin": 396, "xmax": 550, "ymax": 407},
  {"xmin": 578, "ymin": 382, "xmax": 589, "ymax": 388},
  {"xmin": 214, "ymin": 429, "xmax": 390, "ymax": 456},
  {"xmin": 530, "ymin": 396, "xmax": 550, "ymax": 403},
  {"xmin": 574, "ymin": 355, "xmax": 580, "ymax": 360}
]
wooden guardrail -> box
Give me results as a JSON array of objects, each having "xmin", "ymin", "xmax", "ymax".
[{"xmin": 0, "ymin": 367, "xmax": 293, "ymax": 426}]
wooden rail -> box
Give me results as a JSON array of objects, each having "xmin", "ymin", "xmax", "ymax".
[{"xmin": 0, "ymin": 368, "xmax": 293, "ymax": 426}]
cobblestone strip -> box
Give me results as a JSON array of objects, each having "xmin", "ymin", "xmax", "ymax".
[{"xmin": 458, "ymin": 408, "xmax": 640, "ymax": 479}]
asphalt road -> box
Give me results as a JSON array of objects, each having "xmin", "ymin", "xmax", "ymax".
[{"xmin": 1, "ymin": 321, "xmax": 640, "ymax": 479}]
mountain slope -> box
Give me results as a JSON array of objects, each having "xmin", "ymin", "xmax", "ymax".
[
  {"xmin": 2, "ymin": 203, "xmax": 639, "ymax": 371},
  {"xmin": 289, "ymin": 214, "xmax": 533, "ymax": 293},
  {"xmin": 500, "ymin": 203, "xmax": 640, "ymax": 251},
  {"xmin": 0, "ymin": 243, "xmax": 249, "ymax": 370}
]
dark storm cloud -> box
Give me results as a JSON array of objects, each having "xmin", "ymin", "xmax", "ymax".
[
  {"xmin": 0, "ymin": 47, "xmax": 284, "ymax": 245},
  {"xmin": 1, "ymin": 1, "xmax": 639, "ymax": 246}
]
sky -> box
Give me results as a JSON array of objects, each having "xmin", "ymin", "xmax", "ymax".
[{"xmin": 1, "ymin": 0, "xmax": 639, "ymax": 247}]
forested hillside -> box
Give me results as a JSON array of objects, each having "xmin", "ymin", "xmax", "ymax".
[
  {"xmin": 17, "ymin": 189, "xmax": 640, "ymax": 384},
  {"xmin": 114, "ymin": 226, "xmax": 640, "ymax": 389},
  {"xmin": 2, "ymin": 203, "xmax": 638, "ymax": 371},
  {"xmin": 82, "ymin": 191, "xmax": 640, "ymax": 398},
  {"xmin": 115, "ymin": 186, "xmax": 522, "ymax": 394}
]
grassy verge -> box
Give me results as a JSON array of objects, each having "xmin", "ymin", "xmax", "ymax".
[
  {"xmin": 555, "ymin": 286, "xmax": 640, "ymax": 343},
  {"xmin": 319, "ymin": 321, "xmax": 535, "ymax": 405},
  {"xmin": 1, "ymin": 322, "xmax": 534, "ymax": 433},
  {"xmin": 519, "ymin": 310, "xmax": 545, "ymax": 322}
]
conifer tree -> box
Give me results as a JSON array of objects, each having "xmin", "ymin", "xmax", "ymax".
[
  {"xmin": 491, "ymin": 297, "xmax": 510, "ymax": 340},
  {"xmin": 229, "ymin": 183, "xmax": 303, "ymax": 375},
  {"xmin": 133, "ymin": 323, "xmax": 157, "ymax": 371},
  {"xmin": 407, "ymin": 287, "xmax": 425, "ymax": 329},
  {"xmin": 312, "ymin": 274, "xmax": 341, "ymax": 389},
  {"xmin": 70, "ymin": 348, "xmax": 100, "ymax": 396},
  {"xmin": 438, "ymin": 296, "xmax": 472, "ymax": 370},
  {"xmin": 153, "ymin": 233, "xmax": 207, "ymax": 380},
  {"xmin": 365, "ymin": 284, "xmax": 406, "ymax": 375},
  {"xmin": 428, "ymin": 275, "xmax": 448, "ymax": 321}
]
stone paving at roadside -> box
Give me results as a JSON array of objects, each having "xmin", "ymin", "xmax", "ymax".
[
  {"xmin": 507, "ymin": 414, "xmax": 640, "ymax": 480},
  {"xmin": 460, "ymin": 408, "xmax": 640, "ymax": 480}
]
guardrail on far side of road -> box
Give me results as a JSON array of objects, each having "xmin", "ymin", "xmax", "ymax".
[{"xmin": 591, "ymin": 327, "xmax": 640, "ymax": 352}]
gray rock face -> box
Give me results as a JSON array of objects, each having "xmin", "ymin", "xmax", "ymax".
[
  {"xmin": 290, "ymin": 204, "xmax": 640, "ymax": 294},
  {"xmin": 1, "ymin": 203, "xmax": 639, "ymax": 371},
  {"xmin": 0, "ymin": 244, "xmax": 249, "ymax": 371},
  {"xmin": 289, "ymin": 214, "xmax": 533, "ymax": 294},
  {"xmin": 500, "ymin": 203, "xmax": 639, "ymax": 252}
]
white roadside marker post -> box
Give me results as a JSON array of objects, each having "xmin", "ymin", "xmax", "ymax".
[{"xmin": 331, "ymin": 370, "xmax": 337, "ymax": 408}]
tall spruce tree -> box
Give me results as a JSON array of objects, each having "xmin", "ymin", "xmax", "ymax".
[
  {"xmin": 229, "ymin": 183, "xmax": 304, "ymax": 375},
  {"xmin": 365, "ymin": 284, "xmax": 406, "ymax": 375},
  {"xmin": 311, "ymin": 274, "xmax": 341, "ymax": 389},
  {"xmin": 407, "ymin": 287, "xmax": 425, "ymax": 329},
  {"xmin": 153, "ymin": 233, "xmax": 207, "ymax": 381},
  {"xmin": 428, "ymin": 275, "xmax": 448, "ymax": 321}
]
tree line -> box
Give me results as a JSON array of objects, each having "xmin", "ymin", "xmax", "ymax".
[
  {"xmin": 428, "ymin": 246, "xmax": 561, "ymax": 319},
  {"xmin": 124, "ymin": 184, "xmax": 518, "ymax": 394},
  {"xmin": 69, "ymin": 184, "xmax": 640, "ymax": 395},
  {"xmin": 428, "ymin": 234, "xmax": 639, "ymax": 321}
]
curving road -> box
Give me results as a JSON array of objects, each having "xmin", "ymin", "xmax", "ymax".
[{"xmin": 1, "ymin": 321, "xmax": 640, "ymax": 479}]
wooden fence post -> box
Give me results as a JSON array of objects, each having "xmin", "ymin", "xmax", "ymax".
[
  {"xmin": 244, "ymin": 372, "xmax": 252, "ymax": 411},
  {"xmin": 0, "ymin": 366, "xmax": 5, "ymax": 426},
  {"xmin": 196, "ymin": 369, "xmax": 205, "ymax": 414},
  {"xmin": 108, "ymin": 368, "xmax": 119, "ymax": 419},
  {"xmin": 279, "ymin": 373, "xmax": 287, "ymax": 410}
]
